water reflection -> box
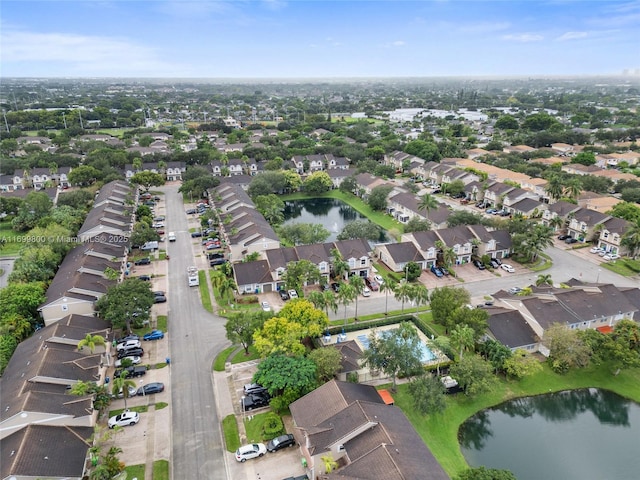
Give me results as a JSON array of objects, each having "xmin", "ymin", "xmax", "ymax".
[{"xmin": 458, "ymin": 389, "xmax": 639, "ymax": 480}]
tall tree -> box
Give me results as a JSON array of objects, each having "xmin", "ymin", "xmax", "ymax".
[
  {"xmin": 380, "ymin": 278, "xmax": 397, "ymax": 316},
  {"xmin": 394, "ymin": 279, "xmax": 414, "ymax": 313},
  {"xmin": 337, "ymin": 282, "xmax": 357, "ymax": 324},
  {"xmin": 418, "ymin": 193, "xmax": 439, "ymax": 218},
  {"xmin": 408, "ymin": 374, "xmax": 447, "ymax": 415},
  {"xmin": 348, "ymin": 275, "xmax": 365, "ymax": 320},
  {"xmin": 111, "ymin": 372, "xmax": 137, "ymax": 410},
  {"xmin": 77, "ymin": 334, "xmax": 106, "ymax": 353},
  {"xmin": 225, "ymin": 311, "xmax": 270, "ymax": 355},
  {"xmin": 129, "ymin": 171, "xmax": 165, "ymax": 192},
  {"xmin": 450, "ymin": 324, "xmax": 476, "ymax": 360},
  {"xmin": 621, "ymin": 221, "xmax": 640, "ymax": 259}
]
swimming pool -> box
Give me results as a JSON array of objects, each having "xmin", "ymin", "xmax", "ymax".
[{"xmin": 357, "ymin": 330, "xmax": 437, "ymax": 363}]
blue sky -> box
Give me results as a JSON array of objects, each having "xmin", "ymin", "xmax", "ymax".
[{"xmin": 1, "ymin": 1, "xmax": 639, "ymax": 78}]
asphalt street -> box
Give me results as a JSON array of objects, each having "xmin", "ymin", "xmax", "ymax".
[{"xmin": 163, "ymin": 184, "xmax": 229, "ymax": 480}]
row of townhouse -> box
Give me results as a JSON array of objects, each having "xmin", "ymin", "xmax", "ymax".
[
  {"xmin": 38, "ymin": 181, "xmax": 134, "ymax": 325},
  {"xmin": 210, "ymin": 183, "xmax": 281, "ymax": 261},
  {"xmin": 540, "ymin": 201, "xmax": 632, "ymax": 255},
  {"xmin": 0, "ymin": 313, "xmax": 114, "ymax": 479},
  {"xmin": 290, "ymin": 153, "xmax": 351, "ymax": 173},
  {"xmin": 376, "ymin": 225, "xmax": 512, "ymax": 273},
  {"xmin": 0, "ymin": 166, "xmax": 72, "ymax": 191},
  {"xmin": 482, "ymin": 281, "xmax": 640, "ymax": 356},
  {"xmin": 232, "ymin": 238, "xmax": 372, "ymax": 295},
  {"xmin": 124, "ymin": 161, "xmax": 186, "ymax": 181}
]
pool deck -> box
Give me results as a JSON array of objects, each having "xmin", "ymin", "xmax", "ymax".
[{"xmin": 322, "ymin": 323, "xmax": 448, "ymax": 367}]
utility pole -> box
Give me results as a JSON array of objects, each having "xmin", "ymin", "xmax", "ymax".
[{"xmin": 2, "ymin": 111, "xmax": 9, "ymax": 133}]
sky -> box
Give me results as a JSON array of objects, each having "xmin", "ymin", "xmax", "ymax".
[{"xmin": 1, "ymin": 0, "xmax": 639, "ymax": 78}]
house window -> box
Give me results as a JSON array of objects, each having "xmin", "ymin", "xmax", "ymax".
[
  {"xmin": 349, "ymin": 259, "xmax": 356, "ymax": 268},
  {"xmin": 360, "ymin": 258, "xmax": 367, "ymax": 266}
]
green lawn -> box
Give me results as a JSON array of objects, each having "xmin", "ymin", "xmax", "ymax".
[
  {"xmin": 214, "ymin": 345, "xmax": 238, "ymax": 371},
  {"xmin": 601, "ymin": 257, "xmax": 640, "ymax": 277},
  {"xmin": 244, "ymin": 411, "xmax": 285, "ymax": 442},
  {"xmin": 391, "ymin": 362, "xmax": 640, "ymax": 478},
  {"xmin": 280, "ymin": 190, "xmax": 404, "ymax": 234},
  {"xmin": 0, "ymin": 222, "xmax": 24, "ymax": 256},
  {"xmin": 152, "ymin": 460, "xmax": 169, "ymax": 480},
  {"xmin": 124, "ymin": 464, "xmax": 145, "ymax": 478},
  {"xmin": 198, "ymin": 271, "xmax": 213, "ymax": 313},
  {"xmin": 222, "ymin": 414, "xmax": 241, "ymax": 452},
  {"xmin": 231, "ymin": 345, "xmax": 260, "ymax": 363}
]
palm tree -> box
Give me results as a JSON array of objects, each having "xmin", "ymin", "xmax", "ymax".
[
  {"xmin": 442, "ymin": 247, "xmax": 457, "ymax": 277},
  {"xmin": 545, "ymin": 174, "xmax": 564, "ymax": 201},
  {"xmin": 418, "ymin": 193, "xmax": 439, "ymax": 219},
  {"xmin": 549, "ymin": 215, "xmax": 564, "ymax": 233},
  {"xmin": 330, "ymin": 248, "xmax": 349, "ymax": 280},
  {"xmin": 322, "ymin": 289, "xmax": 339, "ymax": 317},
  {"xmin": 536, "ymin": 274, "xmax": 553, "ymax": 286},
  {"xmin": 0, "ymin": 313, "xmax": 32, "ymax": 342},
  {"xmin": 349, "ymin": 276, "xmax": 365, "ymax": 320},
  {"xmin": 111, "ymin": 372, "xmax": 137, "ymax": 410},
  {"xmin": 78, "ymin": 334, "xmax": 106, "ymax": 353},
  {"xmin": 394, "ymin": 279, "xmax": 413, "ymax": 313},
  {"xmin": 69, "ymin": 380, "xmax": 95, "ymax": 396},
  {"xmin": 450, "ymin": 324, "xmax": 475, "ymax": 360},
  {"xmin": 380, "ymin": 279, "xmax": 397, "ymax": 316},
  {"xmin": 622, "ymin": 221, "xmax": 640, "ymax": 259},
  {"xmin": 307, "ymin": 291, "xmax": 326, "ymax": 311},
  {"xmin": 563, "ymin": 178, "xmax": 583, "ymax": 201},
  {"xmin": 337, "ymin": 282, "xmax": 357, "ymax": 324},
  {"xmin": 412, "ymin": 284, "xmax": 429, "ymax": 313}
]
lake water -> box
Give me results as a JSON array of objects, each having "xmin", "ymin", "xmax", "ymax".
[
  {"xmin": 458, "ymin": 388, "xmax": 640, "ymax": 480},
  {"xmin": 282, "ymin": 198, "xmax": 387, "ymax": 243}
]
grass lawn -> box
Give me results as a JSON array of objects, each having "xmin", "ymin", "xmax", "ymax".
[
  {"xmin": 198, "ymin": 270, "xmax": 213, "ymax": 313},
  {"xmin": 124, "ymin": 464, "xmax": 145, "ymax": 478},
  {"xmin": 280, "ymin": 190, "xmax": 404, "ymax": 234},
  {"xmin": 109, "ymin": 405, "xmax": 149, "ymax": 417},
  {"xmin": 155, "ymin": 402, "xmax": 168, "ymax": 410},
  {"xmin": 391, "ymin": 362, "xmax": 640, "ymax": 478},
  {"xmin": 152, "ymin": 460, "xmax": 170, "ymax": 480},
  {"xmin": 223, "ymin": 414, "xmax": 240, "ymax": 452},
  {"xmin": 0, "ymin": 221, "xmax": 24, "ymax": 256},
  {"xmin": 214, "ymin": 345, "xmax": 238, "ymax": 371},
  {"xmin": 231, "ymin": 345, "xmax": 260, "ymax": 364},
  {"xmin": 244, "ymin": 411, "xmax": 284, "ymax": 443},
  {"xmin": 601, "ymin": 257, "xmax": 640, "ymax": 277}
]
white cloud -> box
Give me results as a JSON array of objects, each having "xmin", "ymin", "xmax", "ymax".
[
  {"xmin": 1, "ymin": 27, "xmax": 183, "ymax": 76},
  {"xmin": 557, "ymin": 31, "xmax": 588, "ymax": 41},
  {"xmin": 502, "ymin": 33, "xmax": 544, "ymax": 42}
]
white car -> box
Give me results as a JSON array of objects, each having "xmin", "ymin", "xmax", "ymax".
[
  {"xmin": 362, "ymin": 287, "xmax": 371, "ymax": 297},
  {"xmin": 501, "ymin": 264, "xmax": 515, "ymax": 273},
  {"xmin": 115, "ymin": 356, "xmax": 142, "ymax": 367},
  {"xmin": 590, "ymin": 247, "xmax": 603, "ymax": 254},
  {"xmin": 235, "ymin": 443, "xmax": 267, "ymax": 462},
  {"xmin": 116, "ymin": 339, "xmax": 141, "ymax": 351},
  {"xmin": 108, "ymin": 410, "xmax": 139, "ymax": 428},
  {"xmin": 374, "ymin": 274, "xmax": 384, "ymax": 285},
  {"xmin": 603, "ymin": 254, "xmax": 620, "ymax": 261},
  {"xmin": 288, "ymin": 289, "xmax": 298, "ymax": 299},
  {"xmin": 261, "ymin": 301, "xmax": 271, "ymax": 312}
]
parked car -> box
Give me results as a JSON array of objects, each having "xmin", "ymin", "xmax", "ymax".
[
  {"xmin": 134, "ymin": 258, "xmax": 151, "ymax": 266},
  {"xmin": 154, "ymin": 295, "xmax": 167, "ymax": 303},
  {"xmin": 590, "ymin": 247, "xmax": 603, "ymax": 254},
  {"xmin": 117, "ymin": 339, "xmax": 141, "ymax": 351},
  {"xmin": 486, "ymin": 208, "xmax": 498, "ymax": 215},
  {"xmin": 114, "ymin": 366, "xmax": 147, "ymax": 378},
  {"xmin": 565, "ymin": 237, "xmax": 578, "ymax": 244},
  {"xmin": 267, "ymin": 433, "xmax": 296, "ymax": 452},
  {"xmin": 331, "ymin": 282, "xmax": 340, "ymax": 292},
  {"xmin": 282, "ymin": 476, "xmax": 309, "ymax": 480},
  {"xmin": 137, "ymin": 382, "xmax": 165, "ymax": 396},
  {"xmin": 116, "ymin": 334, "xmax": 139, "ymax": 344},
  {"xmin": 235, "ymin": 443, "xmax": 267, "ymax": 462},
  {"xmin": 117, "ymin": 347, "xmax": 144, "ymax": 359},
  {"xmin": 508, "ymin": 287, "xmax": 522, "ymax": 295},
  {"xmin": 143, "ymin": 330, "xmax": 165, "ymax": 341},
  {"xmin": 112, "ymin": 385, "xmax": 137, "ymax": 399},
  {"xmin": 490, "ymin": 258, "xmax": 501, "ymax": 268},
  {"xmin": 114, "ymin": 356, "xmax": 141, "ymax": 367},
  {"xmin": 501, "ymin": 264, "xmax": 515, "ymax": 273},
  {"xmin": 186, "ymin": 208, "xmax": 197, "ymax": 214},
  {"xmin": 439, "ymin": 266, "xmax": 450, "ymax": 275},
  {"xmin": 108, "ymin": 410, "xmax": 140, "ymax": 428},
  {"xmin": 208, "ymin": 252, "xmax": 225, "ymax": 260},
  {"xmin": 244, "ymin": 383, "xmax": 268, "ymax": 395},
  {"xmin": 137, "ymin": 275, "xmax": 151, "ymax": 281},
  {"xmin": 288, "ymin": 289, "xmax": 298, "ymax": 299},
  {"xmin": 373, "ymin": 274, "xmax": 384, "ymax": 285},
  {"xmin": 603, "ymin": 253, "xmax": 620, "ymax": 261},
  {"xmin": 365, "ymin": 277, "xmax": 379, "ymax": 291},
  {"xmin": 473, "ymin": 260, "xmax": 486, "ymax": 270},
  {"xmin": 261, "ymin": 301, "xmax": 271, "ymax": 312},
  {"xmin": 242, "ymin": 394, "xmax": 270, "ymax": 411},
  {"xmin": 279, "ymin": 290, "xmax": 290, "ymax": 301},
  {"xmin": 190, "ymin": 231, "xmax": 203, "ymax": 238},
  {"xmin": 557, "ymin": 234, "xmax": 570, "ymax": 240},
  {"xmin": 362, "ymin": 287, "xmax": 371, "ymax": 297},
  {"xmin": 153, "ymin": 291, "xmax": 165, "ymax": 297},
  {"xmin": 210, "ymin": 259, "xmax": 228, "ymax": 266},
  {"xmin": 430, "ymin": 265, "xmax": 443, "ymax": 278}
]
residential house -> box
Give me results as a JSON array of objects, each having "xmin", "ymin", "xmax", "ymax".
[
  {"xmin": 386, "ymin": 192, "xmax": 424, "ymax": 223},
  {"xmin": 401, "ymin": 230, "xmax": 440, "ymax": 268},
  {"xmin": 540, "ymin": 200, "xmax": 581, "ymax": 231},
  {"xmin": 482, "ymin": 182, "xmax": 515, "ymax": 208},
  {"xmin": 233, "ymin": 260, "xmax": 275, "ymax": 294},
  {"xmin": 0, "ymin": 174, "xmax": 15, "ymax": 192},
  {"xmin": 505, "ymin": 197, "xmax": 545, "ymax": 218},
  {"xmin": 289, "ymin": 380, "xmax": 448, "ymax": 480},
  {"xmin": 354, "ymin": 173, "xmax": 394, "ymax": 197},
  {"xmin": 596, "ymin": 216, "xmax": 632, "ymax": 256},
  {"xmin": 467, "ymin": 225, "xmax": 512, "ymax": 260},
  {"xmin": 334, "ymin": 239, "xmax": 373, "ymax": 278},
  {"xmin": 484, "ymin": 307, "xmax": 541, "ymax": 352},
  {"xmin": 375, "ymin": 242, "xmax": 427, "ymax": 272},
  {"xmin": 577, "ymin": 191, "xmax": 623, "ymax": 213},
  {"xmin": 327, "ymin": 168, "xmax": 356, "ymax": 189},
  {"xmin": 566, "ymin": 207, "xmax": 610, "ymax": 243},
  {"xmin": 328, "ymin": 156, "xmax": 350, "ymax": 170},
  {"xmin": 596, "ymin": 151, "xmax": 640, "ymax": 168},
  {"xmin": 551, "ymin": 143, "xmax": 576, "ymax": 156},
  {"xmin": 331, "ymin": 341, "xmax": 364, "ymax": 382},
  {"xmin": 384, "ymin": 151, "xmax": 424, "ymax": 172}
]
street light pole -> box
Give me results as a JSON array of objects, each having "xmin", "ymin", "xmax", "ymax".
[{"xmin": 596, "ymin": 269, "xmax": 601, "ymax": 283}]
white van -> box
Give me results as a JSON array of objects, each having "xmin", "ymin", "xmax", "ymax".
[{"xmin": 168, "ymin": 232, "xmax": 176, "ymax": 242}]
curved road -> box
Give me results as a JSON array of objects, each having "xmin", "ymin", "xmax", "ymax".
[{"xmin": 163, "ymin": 184, "xmax": 228, "ymax": 480}]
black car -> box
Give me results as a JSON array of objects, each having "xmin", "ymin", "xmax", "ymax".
[
  {"xmin": 116, "ymin": 334, "xmax": 139, "ymax": 344},
  {"xmin": 207, "ymin": 252, "xmax": 225, "ymax": 260},
  {"xmin": 279, "ymin": 290, "xmax": 290, "ymax": 301},
  {"xmin": 565, "ymin": 237, "xmax": 578, "ymax": 244},
  {"xmin": 137, "ymin": 275, "xmax": 151, "ymax": 281},
  {"xmin": 153, "ymin": 291, "xmax": 165, "ymax": 297},
  {"xmin": 267, "ymin": 433, "xmax": 296, "ymax": 452},
  {"xmin": 244, "ymin": 383, "xmax": 268, "ymax": 395},
  {"xmin": 473, "ymin": 260, "xmax": 486, "ymax": 270},
  {"xmin": 282, "ymin": 476, "xmax": 309, "ymax": 480},
  {"xmin": 331, "ymin": 282, "xmax": 340, "ymax": 292},
  {"xmin": 242, "ymin": 394, "xmax": 270, "ymax": 411},
  {"xmin": 154, "ymin": 295, "xmax": 167, "ymax": 303},
  {"xmin": 114, "ymin": 365, "xmax": 147, "ymax": 378},
  {"xmin": 117, "ymin": 347, "xmax": 144, "ymax": 359},
  {"xmin": 210, "ymin": 259, "xmax": 228, "ymax": 267},
  {"xmin": 191, "ymin": 231, "xmax": 203, "ymax": 238},
  {"xmin": 186, "ymin": 208, "xmax": 197, "ymax": 214},
  {"xmin": 134, "ymin": 258, "xmax": 151, "ymax": 266},
  {"xmin": 137, "ymin": 382, "xmax": 164, "ymax": 396},
  {"xmin": 557, "ymin": 234, "xmax": 570, "ymax": 240}
]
